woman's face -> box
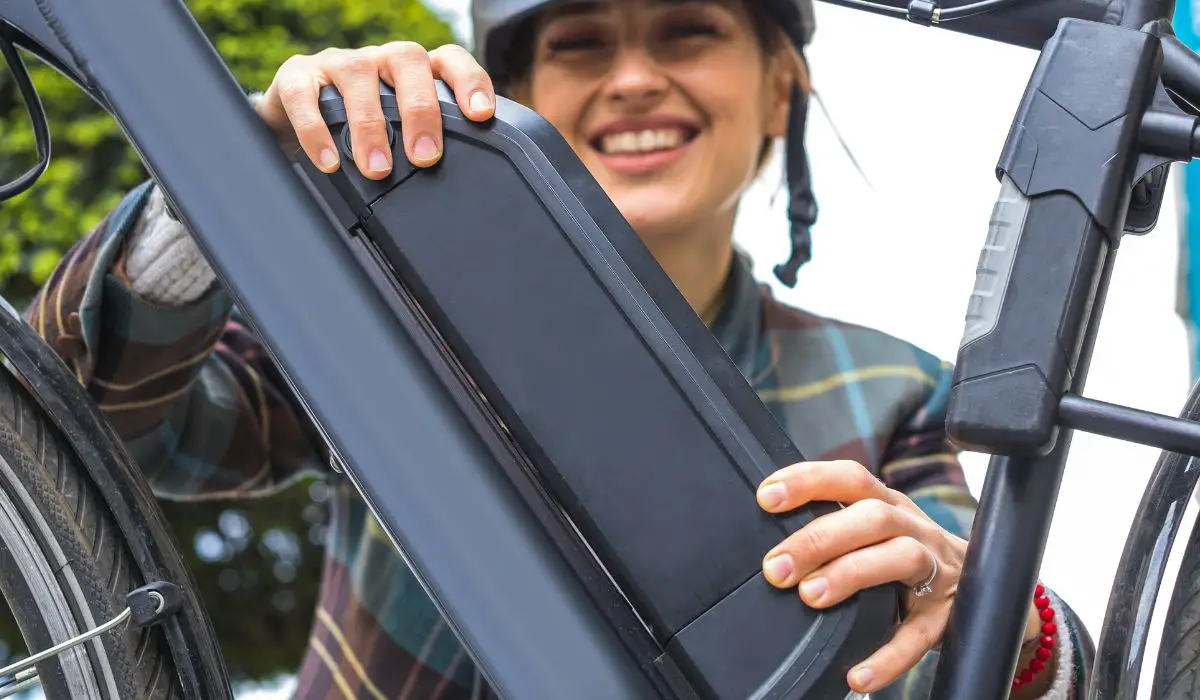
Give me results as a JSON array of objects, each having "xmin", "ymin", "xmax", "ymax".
[{"xmin": 520, "ymin": 0, "xmax": 794, "ymax": 244}]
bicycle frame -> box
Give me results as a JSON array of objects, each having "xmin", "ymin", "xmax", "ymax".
[{"xmin": 5, "ymin": 0, "xmax": 1200, "ymax": 699}]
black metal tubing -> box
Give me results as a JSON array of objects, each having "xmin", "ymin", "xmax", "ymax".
[
  {"xmin": 933, "ymin": 449, "xmax": 1077, "ymax": 697},
  {"xmin": 932, "ymin": 239, "xmax": 1115, "ymax": 700},
  {"xmin": 816, "ymin": 0, "xmax": 1113, "ymax": 49},
  {"xmin": 19, "ymin": 1, "xmax": 657, "ymax": 698},
  {"xmin": 1060, "ymin": 394, "xmax": 1200, "ymax": 458}
]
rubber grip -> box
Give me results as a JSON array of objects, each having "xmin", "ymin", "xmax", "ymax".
[
  {"xmin": 946, "ymin": 183, "xmax": 1109, "ymax": 455},
  {"xmin": 961, "ymin": 176, "xmax": 1031, "ymax": 349}
]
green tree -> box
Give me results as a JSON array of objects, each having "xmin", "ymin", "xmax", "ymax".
[
  {"xmin": 0, "ymin": 0, "xmax": 456, "ymax": 300},
  {"xmin": 0, "ymin": 0, "xmax": 457, "ymax": 683}
]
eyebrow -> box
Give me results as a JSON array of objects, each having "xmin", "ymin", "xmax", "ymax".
[{"xmin": 544, "ymin": 0, "xmax": 719, "ymax": 19}]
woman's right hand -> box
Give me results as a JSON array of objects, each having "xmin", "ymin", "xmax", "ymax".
[{"xmin": 255, "ymin": 43, "xmax": 497, "ymax": 179}]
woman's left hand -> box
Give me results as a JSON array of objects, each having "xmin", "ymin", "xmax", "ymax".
[{"xmin": 755, "ymin": 459, "xmax": 972, "ymax": 694}]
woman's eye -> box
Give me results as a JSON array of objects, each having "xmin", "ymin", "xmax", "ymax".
[
  {"xmin": 546, "ymin": 33, "xmax": 609, "ymax": 52},
  {"xmin": 661, "ymin": 22, "xmax": 719, "ymax": 40}
]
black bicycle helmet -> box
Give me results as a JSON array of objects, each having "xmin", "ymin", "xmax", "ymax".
[{"xmin": 470, "ymin": 0, "xmax": 819, "ymax": 286}]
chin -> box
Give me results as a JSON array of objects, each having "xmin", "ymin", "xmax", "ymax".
[{"xmin": 610, "ymin": 200, "xmax": 684, "ymax": 240}]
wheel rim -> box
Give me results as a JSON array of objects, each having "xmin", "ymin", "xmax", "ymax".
[{"xmin": 0, "ymin": 448, "xmax": 116, "ymax": 700}]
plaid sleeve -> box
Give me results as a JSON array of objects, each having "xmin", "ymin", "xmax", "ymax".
[
  {"xmin": 25, "ymin": 181, "xmax": 327, "ymax": 501},
  {"xmin": 876, "ymin": 361, "xmax": 1094, "ymax": 700}
]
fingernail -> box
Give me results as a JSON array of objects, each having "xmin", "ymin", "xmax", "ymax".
[
  {"xmin": 800, "ymin": 576, "xmax": 827, "ymax": 603},
  {"xmin": 319, "ymin": 148, "xmax": 339, "ymax": 170},
  {"xmin": 414, "ymin": 135, "xmax": 439, "ymax": 163},
  {"xmin": 757, "ymin": 482, "xmax": 787, "ymax": 509},
  {"xmin": 368, "ymin": 149, "xmax": 390, "ymax": 173},
  {"xmin": 852, "ymin": 667, "xmax": 874, "ymax": 690},
  {"xmin": 470, "ymin": 90, "xmax": 492, "ymax": 114},
  {"xmin": 763, "ymin": 553, "xmax": 794, "ymax": 584}
]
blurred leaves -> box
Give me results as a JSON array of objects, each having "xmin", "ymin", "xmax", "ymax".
[
  {"xmin": 0, "ymin": 0, "xmax": 455, "ymax": 300},
  {"xmin": 0, "ymin": 0, "xmax": 455, "ymax": 682}
]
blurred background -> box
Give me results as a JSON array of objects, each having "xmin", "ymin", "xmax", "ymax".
[{"xmin": 2, "ymin": 0, "xmax": 1199, "ymax": 697}]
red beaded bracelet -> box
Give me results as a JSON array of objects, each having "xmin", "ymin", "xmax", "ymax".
[{"xmin": 1012, "ymin": 583, "xmax": 1056, "ymax": 693}]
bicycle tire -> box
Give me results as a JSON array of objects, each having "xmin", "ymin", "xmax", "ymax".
[
  {"xmin": 1151, "ymin": 475, "xmax": 1200, "ymax": 698},
  {"xmin": 0, "ymin": 363, "xmax": 180, "ymax": 699}
]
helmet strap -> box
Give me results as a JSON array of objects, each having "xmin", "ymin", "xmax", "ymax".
[{"xmin": 773, "ymin": 77, "xmax": 816, "ymax": 289}]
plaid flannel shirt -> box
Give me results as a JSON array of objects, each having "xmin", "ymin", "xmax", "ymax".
[{"xmin": 27, "ymin": 180, "xmax": 1094, "ymax": 699}]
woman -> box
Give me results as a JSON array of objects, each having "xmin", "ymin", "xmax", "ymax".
[{"xmin": 26, "ymin": 0, "xmax": 1093, "ymax": 697}]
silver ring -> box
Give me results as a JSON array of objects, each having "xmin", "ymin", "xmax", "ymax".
[{"xmin": 913, "ymin": 556, "xmax": 938, "ymax": 598}]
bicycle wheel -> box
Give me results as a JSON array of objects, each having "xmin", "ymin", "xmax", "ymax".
[
  {"xmin": 1151, "ymin": 478, "xmax": 1200, "ymax": 698},
  {"xmin": 0, "ymin": 364, "xmax": 179, "ymax": 699}
]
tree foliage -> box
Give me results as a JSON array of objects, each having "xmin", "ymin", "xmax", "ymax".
[
  {"xmin": 0, "ymin": 0, "xmax": 456, "ymax": 299},
  {"xmin": 0, "ymin": 0, "xmax": 456, "ymax": 682}
]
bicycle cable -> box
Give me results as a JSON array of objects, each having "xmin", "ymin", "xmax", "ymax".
[
  {"xmin": 0, "ymin": 32, "xmax": 51, "ymax": 205},
  {"xmin": 827, "ymin": 0, "xmax": 1036, "ymax": 24}
]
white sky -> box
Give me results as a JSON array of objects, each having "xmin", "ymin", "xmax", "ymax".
[{"xmin": 247, "ymin": 2, "xmax": 1196, "ymax": 696}]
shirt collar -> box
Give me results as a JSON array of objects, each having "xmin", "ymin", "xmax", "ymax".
[{"xmin": 708, "ymin": 250, "xmax": 767, "ymax": 383}]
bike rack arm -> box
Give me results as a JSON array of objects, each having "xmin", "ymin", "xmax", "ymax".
[{"xmin": 927, "ymin": 2, "xmax": 1180, "ymax": 698}]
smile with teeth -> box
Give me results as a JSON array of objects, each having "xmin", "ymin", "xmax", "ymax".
[{"xmin": 598, "ymin": 128, "xmax": 695, "ymax": 155}]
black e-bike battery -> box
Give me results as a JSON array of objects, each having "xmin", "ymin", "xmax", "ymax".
[{"xmin": 296, "ymin": 82, "xmax": 899, "ymax": 700}]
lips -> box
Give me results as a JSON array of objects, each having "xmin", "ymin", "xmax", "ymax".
[
  {"xmin": 597, "ymin": 127, "xmax": 694, "ymax": 155},
  {"xmin": 588, "ymin": 117, "xmax": 701, "ymax": 176}
]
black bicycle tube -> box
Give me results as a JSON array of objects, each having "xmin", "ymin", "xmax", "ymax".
[{"xmin": 30, "ymin": 1, "xmax": 660, "ymax": 697}]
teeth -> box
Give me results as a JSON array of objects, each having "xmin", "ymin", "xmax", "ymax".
[{"xmin": 601, "ymin": 128, "xmax": 686, "ymax": 155}]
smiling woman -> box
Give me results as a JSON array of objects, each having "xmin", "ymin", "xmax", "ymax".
[
  {"xmin": 20, "ymin": 0, "xmax": 1095, "ymax": 697},
  {"xmin": 503, "ymin": 0, "xmax": 798, "ymax": 318}
]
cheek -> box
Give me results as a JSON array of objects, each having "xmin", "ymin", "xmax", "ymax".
[
  {"xmin": 700, "ymin": 86, "xmax": 773, "ymax": 181},
  {"xmin": 526, "ymin": 72, "xmax": 589, "ymax": 147}
]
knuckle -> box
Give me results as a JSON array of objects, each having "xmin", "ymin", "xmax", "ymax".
[
  {"xmin": 340, "ymin": 51, "xmax": 378, "ymax": 77},
  {"xmin": 279, "ymin": 52, "xmax": 313, "ymax": 72},
  {"xmin": 277, "ymin": 80, "xmax": 309, "ymax": 106},
  {"xmin": 390, "ymin": 40, "xmax": 429, "ymax": 63},
  {"xmin": 840, "ymin": 555, "xmax": 866, "ymax": 588},
  {"xmin": 349, "ymin": 111, "xmax": 387, "ymax": 130},
  {"xmin": 402, "ymin": 95, "xmax": 441, "ymax": 120},
  {"xmin": 290, "ymin": 116, "xmax": 326, "ymax": 136},
  {"xmin": 849, "ymin": 461, "xmax": 879, "ymax": 489},
  {"xmin": 900, "ymin": 536, "xmax": 929, "ymax": 572},
  {"xmin": 466, "ymin": 65, "xmax": 492, "ymax": 88},
  {"xmin": 914, "ymin": 619, "xmax": 941, "ymax": 648},
  {"xmin": 800, "ymin": 525, "xmax": 831, "ymax": 556},
  {"xmin": 860, "ymin": 499, "xmax": 894, "ymax": 528}
]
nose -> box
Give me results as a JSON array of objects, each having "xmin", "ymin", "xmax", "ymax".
[{"xmin": 602, "ymin": 45, "xmax": 669, "ymax": 106}]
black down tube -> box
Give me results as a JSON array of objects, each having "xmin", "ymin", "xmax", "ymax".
[
  {"xmin": 931, "ymin": 19, "xmax": 1161, "ymax": 700},
  {"xmin": 29, "ymin": 1, "xmax": 656, "ymax": 698}
]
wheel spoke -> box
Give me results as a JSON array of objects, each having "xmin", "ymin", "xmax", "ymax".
[
  {"xmin": 0, "ymin": 667, "xmax": 41, "ymax": 698},
  {"xmin": 0, "ymin": 606, "xmax": 131, "ymax": 685}
]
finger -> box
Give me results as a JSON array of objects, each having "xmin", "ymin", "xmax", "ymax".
[
  {"xmin": 326, "ymin": 48, "xmax": 394, "ymax": 179},
  {"xmin": 762, "ymin": 499, "xmax": 922, "ymax": 588},
  {"xmin": 846, "ymin": 609, "xmax": 947, "ymax": 694},
  {"xmin": 380, "ymin": 41, "xmax": 444, "ymax": 167},
  {"xmin": 887, "ymin": 486, "xmax": 941, "ymax": 527},
  {"xmin": 274, "ymin": 57, "xmax": 340, "ymax": 172},
  {"xmin": 429, "ymin": 44, "xmax": 495, "ymax": 121},
  {"xmin": 795, "ymin": 536, "xmax": 932, "ymax": 609},
  {"xmin": 757, "ymin": 460, "xmax": 897, "ymax": 514}
]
